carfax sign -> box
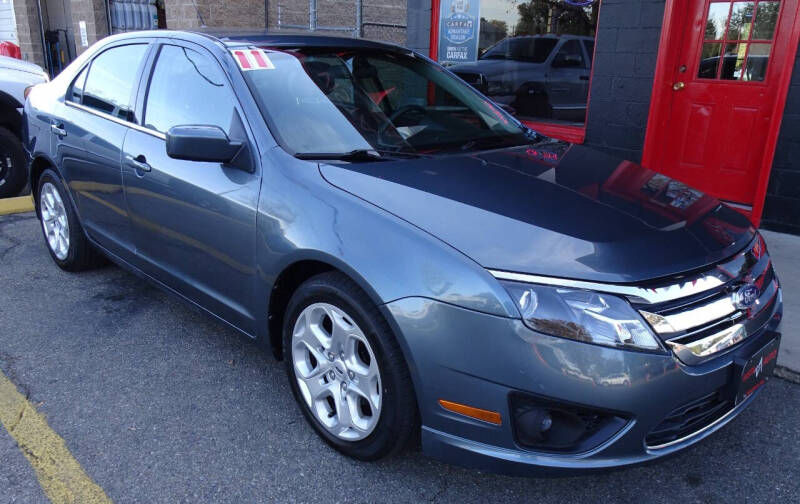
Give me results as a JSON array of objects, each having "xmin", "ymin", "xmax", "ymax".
[{"xmin": 437, "ymin": 0, "xmax": 481, "ymax": 64}]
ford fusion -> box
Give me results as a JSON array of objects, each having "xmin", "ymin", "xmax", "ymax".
[{"xmin": 22, "ymin": 31, "xmax": 782, "ymax": 474}]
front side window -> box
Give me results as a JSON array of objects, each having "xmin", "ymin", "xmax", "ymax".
[
  {"xmin": 82, "ymin": 44, "xmax": 148, "ymax": 120},
  {"xmin": 552, "ymin": 39, "xmax": 586, "ymax": 68},
  {"xmin": 144, "ymin": 45, "xmax": 236, "ymax": 134},
  {"xmin": 241, "ymin": 47, "xmax": 532, "ymax": 156}
]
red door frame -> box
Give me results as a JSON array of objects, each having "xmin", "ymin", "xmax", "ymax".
[
  {"xmin": 642, "ymin": 0, "xmax": 800, "ymax": 225},
  {"xmin": 427, "ymin": 0, "xmax": 596, "ymax": 144}
]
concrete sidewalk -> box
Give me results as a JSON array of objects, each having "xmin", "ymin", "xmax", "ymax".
[{"xmin": 760, "ymin": 229, "xmax": 799, "ymax": 374}]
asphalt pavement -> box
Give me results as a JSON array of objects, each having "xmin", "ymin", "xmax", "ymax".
[{"xmin": 1, "ymin": 212, "xmax": 799, "ymax": 503}]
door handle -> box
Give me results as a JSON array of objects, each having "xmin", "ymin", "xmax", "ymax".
[
  {"xmin": 51, "ymin": 123, "xmax": 67, "ymax": 137},
  {"xmin": 673, "ymin": 81, "xmax": 686, "ymax": 91},
  {"xmin": 125, "ymin": 154, "xmax": 151, "ymax": 173}
]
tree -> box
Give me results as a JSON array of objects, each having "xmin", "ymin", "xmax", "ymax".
[{"xmin": 513, "ymin": 0, "xmax": 598, "ymax": 37}]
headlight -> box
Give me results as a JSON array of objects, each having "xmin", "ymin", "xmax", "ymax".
[{"xmin": 500, "ymin": 281, "xmax": 662, "ymax": 351}]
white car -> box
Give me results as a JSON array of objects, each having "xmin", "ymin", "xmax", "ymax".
[{"xmin": 0, "ymin": 55, "xmax": 48, "ymax": 197}]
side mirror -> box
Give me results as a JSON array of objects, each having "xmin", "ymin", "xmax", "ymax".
[{"xmin": 165, "ymin": 125, "xmax": 242, "ymax": 163}]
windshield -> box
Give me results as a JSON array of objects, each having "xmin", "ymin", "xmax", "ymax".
[
  {"xmin": 240, "ymin": 47, "xmax": 533, "ymax": 156},
  {"xmin": 480, "ymin": 38, "xmax": 557, "ymax": 63}
]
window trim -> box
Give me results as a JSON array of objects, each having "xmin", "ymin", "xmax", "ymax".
[
  {"xmin": 428, "ymin": 0, "xmax": 601, "ymax": 144},
  {"xmin": 65, "ymin": 100, "xmax": 166, "ymax": 139}
]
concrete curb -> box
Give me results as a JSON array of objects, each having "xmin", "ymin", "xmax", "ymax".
[
  {"xmin": 0, "ymin": 196, "xmax": 34, "ymax": 216},
  {"xmin": 775, "ymin": 366, "xmax": 800, "ymax": 385},
  {"xmin": 759, "ymin": 230, "xmax": 800, "ymax": 374}
]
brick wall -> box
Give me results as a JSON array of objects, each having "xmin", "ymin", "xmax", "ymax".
[
  {"xmin": 762, "ymin": 50, "xmax": 800, "ymax": 234},
  {"xmin": 165, "ymin": 0, "xmax": 266, "ymax": 29},
  {"xmin": 69, "ymin": 0, "xmax": 108, "ymax": 56},
  {"xmin": 268, "ymin": 0, "xmax": 406, "ymax": 45},
  {"xmin": 12, "ymin": 0, "xmax": 46, "ymax": 66},
  {"xmin": 584, "ymin": 0, "xmax": 665, "ymax": 162},
  {"xmin": 163, "ymin": 0, "xmax": 405, "ymax": 45}
]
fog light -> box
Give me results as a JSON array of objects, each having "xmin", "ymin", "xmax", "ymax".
[{"xmin": 511, "ymin": 393, "xmax": 629, "ymax": 453}]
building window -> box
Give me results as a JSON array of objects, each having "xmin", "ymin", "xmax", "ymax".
[
  {"xmin": 698, "ymin": 1, "xmax": 780, "ymax": 82},
  {"xmin": 436, "ymin": 0, "xmax": 600, "ymax": 128}
]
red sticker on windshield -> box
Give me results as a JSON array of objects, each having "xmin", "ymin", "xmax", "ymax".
[{"xmin": 231, "ymin": 49, "xmax": 274, "ymax": 71}]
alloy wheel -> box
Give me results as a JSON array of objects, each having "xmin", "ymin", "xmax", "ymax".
[
  {"xmin": 40, "ymin": 182, "xmax": 70, "ymax": 260},
  {"xmin": 291, "ymin": 302, "xmax": 382, "ymax": 441}
]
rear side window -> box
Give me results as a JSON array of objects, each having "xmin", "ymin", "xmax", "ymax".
[
  {"xmin": 82, "ymin": 44, "xmax": 148, "ymax": 120},
  {"xmin": 143, "ymin": 45, "xmax": 235, "ymax": 134},
  {"xmin": 68, "ymin": 65, "xmax": 88, "ymax": 103}
]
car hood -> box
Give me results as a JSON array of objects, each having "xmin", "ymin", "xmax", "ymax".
[
  {"xmin": 319, "ymin": 141, "xmax": 755, "ymax": 283},
  {"xmin": 0, "ymin": 55, "xmax": 45, "ymax": 76}
]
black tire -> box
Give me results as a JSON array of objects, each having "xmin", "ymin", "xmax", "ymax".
[
  {"xmin": 36, "ymin": 168, "xmax": 105, "ymax": 271},
  {"xmin": 0, "ymin": 126, "xmax": 28, "ymax": 198},
  {"xmin": 283, "ymin": 271, "xmax": 417, "ymax": 460}
]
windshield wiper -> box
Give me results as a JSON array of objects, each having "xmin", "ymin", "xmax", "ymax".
[
  {"xmin": 294, "ymin": 149, "xmax": 432, "ymax": 162},
  {"xmin": 459, "ymin": 136, "xmax": 516, "ymax": 152},
  {"xmin": 294, "ymin": 149, "xmax": 384, "ymax": 162}
]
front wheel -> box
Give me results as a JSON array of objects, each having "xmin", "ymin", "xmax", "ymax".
[{"xmin": 283, "ymin": 272, "xmax": 417, "ymax": 460}]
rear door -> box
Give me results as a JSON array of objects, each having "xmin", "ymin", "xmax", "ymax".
[
  {"xmin": 122, "ymin": 41, "xmax": 261, "ymax": 333},
  {"xmin": 59, "ymin": 42, "xmax": 150, "ymax": 259}
]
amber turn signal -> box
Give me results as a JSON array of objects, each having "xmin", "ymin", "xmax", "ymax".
[{"xmin": 438, "ymin": 399, "xmax": 502, "ymax": 425}]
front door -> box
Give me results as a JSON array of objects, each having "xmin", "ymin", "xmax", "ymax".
[
  {"xmin": 649, "ymin": 0, "xmax": 798, "ymax": 208},
  {"xmin": 122, "ymin": 42, "xmax": 260, "ymax": 334}
]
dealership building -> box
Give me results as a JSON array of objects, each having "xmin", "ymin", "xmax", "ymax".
[{"xmin": 1, "ymin": 0, "xmax": 799, "ymax": 233}]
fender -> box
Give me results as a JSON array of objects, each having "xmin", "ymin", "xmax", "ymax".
[{"xmin": 256, "ymin": 148, "xmax": 518, "ymax": 323}]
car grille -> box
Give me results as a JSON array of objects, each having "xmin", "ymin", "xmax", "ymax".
[
  {"xmin": 645, "ymin": 390, "xmax": 733, "ymax": 448},
  {"xmin": 635, "ymin": 234, "xmax": 780, "ymax": 365}
]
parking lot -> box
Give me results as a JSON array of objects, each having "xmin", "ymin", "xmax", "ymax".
[{"xmin": 1, "ymin": 211, "xmax": 799, "ymax": 503}]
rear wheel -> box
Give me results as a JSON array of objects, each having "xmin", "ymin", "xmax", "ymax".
[
  {"xmin": 0, "ymin": 126, "xmax": 27, "ymax": 198},
  {"xmin": 283, "ymin": 272, "xmax": 417, "ymax": 460},
  {"xmin": 36, "ymin": 169, "xmax": 104, "ymax": 271}
]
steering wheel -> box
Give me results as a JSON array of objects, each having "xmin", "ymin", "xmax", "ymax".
[
  {"xmin": 387, "ymin": 105, "xmax": 427, "ymax": 125},
  {"xmin": 376, "ymin": 105, "xmax": 428, "ymax": 146}
]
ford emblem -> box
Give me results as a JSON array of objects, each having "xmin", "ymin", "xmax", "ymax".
[{"xmin": 733, "ymin": 283, "xmax": 759, "ymax": 310}]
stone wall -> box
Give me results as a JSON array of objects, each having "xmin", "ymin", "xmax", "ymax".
[
  {"xmin": 12, "ymin": 0, "xmax": 45, "ymax": 66},
  {"xmin": 165, "ymin": 0, "xmax": 266, "ymax": 30},
  {"xmin": 69, "ymin": 0, "xmax": 108, "ymax": 56}
]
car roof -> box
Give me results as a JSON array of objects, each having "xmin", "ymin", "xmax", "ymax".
[
  {"xmin": 106, "ymin": 28, "xmax": 410, "ymax": 54},
  {"xmin": 202, "ymin": 30, "xmax": 403, "ymax": 50}
]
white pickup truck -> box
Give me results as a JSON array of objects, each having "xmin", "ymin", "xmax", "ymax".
[{"xmin": 0, "ymin": 55, "xmax": 48, "ymax": 197}]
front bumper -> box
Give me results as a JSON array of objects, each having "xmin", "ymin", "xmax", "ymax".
[{"xmin": 384, "ymin": 294, "xmax": 783, "ymax": 475}]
